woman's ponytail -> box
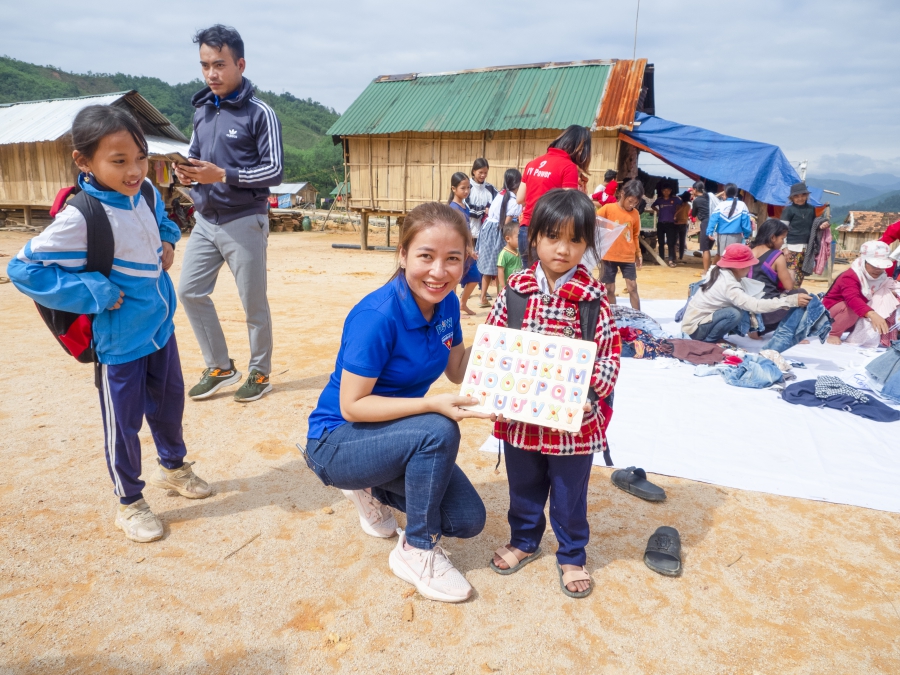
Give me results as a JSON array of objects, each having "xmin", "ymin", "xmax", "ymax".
[
  {"xmin": 498, "ymin": 168, "xmax": 521, "ymax": 228},
  {"xmin": 725, "ymin": 183, "xmax": 739, "ymax": 218}
]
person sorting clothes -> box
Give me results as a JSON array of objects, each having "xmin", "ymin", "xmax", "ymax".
[
  {"xmin": 823, "ymin": 240, "xmax": 897, "ymax": 346},
  {"xmin": 682, "ymin": 244, "xmax": 811, "ymax": 343}
]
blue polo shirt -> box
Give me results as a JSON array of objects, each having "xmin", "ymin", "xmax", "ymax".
[{"xmin": 306, "ymin": 275, "xmax": 463, "ymax": 441}]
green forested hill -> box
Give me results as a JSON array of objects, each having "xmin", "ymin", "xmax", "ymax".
[{"xmin": 0, "ymin": 56, "xmax": 343, "ymax": 195}]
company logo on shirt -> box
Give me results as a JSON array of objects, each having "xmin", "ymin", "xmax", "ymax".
[
  {"xmin": 538, "ymin": 161, "xmax": 547, "ymax": 169},
  {"xmin": 226, "ymin": 129, "xmax": 238, "ymax": 138},
  {"xmin": 436, "ymin": 317, "xmax": 454, "ymax": 349}
]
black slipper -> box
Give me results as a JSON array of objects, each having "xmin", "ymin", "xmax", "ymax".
[
  {"xmin": 644, "ymin": 526, "xmax": 682, "ymax": 577},
  {"xmin": 610, "ymin": 467, "xmax": 666, "ymax": 502}
]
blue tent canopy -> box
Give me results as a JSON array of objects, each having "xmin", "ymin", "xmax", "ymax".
[{"xmin": 621, "ymin": 113, "xmax": 820, "ymax": 206}]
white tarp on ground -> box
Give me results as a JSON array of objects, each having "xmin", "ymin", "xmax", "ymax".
[{"xmin": 479, "ymin": 299, "xmax": 900, "ymax": 513}]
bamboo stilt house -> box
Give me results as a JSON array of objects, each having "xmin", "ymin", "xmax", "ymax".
[
  {"xmin": 326, "ymin": 59, "xmax": 655, "ymax": 248},
  {"xmin": 0, "ymin": 91, "xmax": 189, "ymax": 226}
]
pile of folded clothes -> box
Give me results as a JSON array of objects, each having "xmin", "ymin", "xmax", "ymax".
[{"xmin": 781, "ymin": 375, "xmax": 900, "ymax": 422}]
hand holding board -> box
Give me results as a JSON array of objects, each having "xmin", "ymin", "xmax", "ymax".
[{"xmin": 459, "ymin": 324, "xmax": 598, "ymax": 433}]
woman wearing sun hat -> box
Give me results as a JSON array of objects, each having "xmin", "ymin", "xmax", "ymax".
[
  {"xmin": 682, "ymin": 244, "xmax": 812, "ymax": 342},
  {"xmin": 823, "ymin": 240, "xmax": 897, "ymax": 346}
]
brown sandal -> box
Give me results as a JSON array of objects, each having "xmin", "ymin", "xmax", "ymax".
[{"xmin": 557, "ymin": 562, "xmax": 593, "ymax": 598}]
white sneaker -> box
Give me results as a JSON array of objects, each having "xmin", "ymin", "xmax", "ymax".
[
  {"xmin": 388, "ymin": 530, "xmax": 473, "ymax": 603},
  {"xmin": 147, "ymin": 460, "xmax": 211, "ymax": 499},
  {"xmin": 341, "ymin": 489, "xmax": 398, "ymax": 538},
  {"xmin": 115, "ymin": 499, "xmax": 163, "ymax": 543}
]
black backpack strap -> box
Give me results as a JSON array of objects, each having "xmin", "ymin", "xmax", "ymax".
[
  {"xmin": 578, "ymin": 298, "xmax": 602, "ymax": 402},
  {"xmin": 67, "ymin": 191, "xmax": 115, "ymax": 277},
  {"xmin": 139, "ymin": 180, "xmax": 157, "ymax": 217},
  {"xmin": 66, "ymin": 190, "xmax": 116, "ymax": 385},
  {"xmin": 506, "ymin": 288, "xmax": 528, "ymax": 330}
]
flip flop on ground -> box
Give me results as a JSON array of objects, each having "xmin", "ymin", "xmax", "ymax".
[
  {"xmin": 610, "ymin": 466, "xmax": 666, "ymax": 502},
  {"xmin": 644, "ymin": 526, "xmax": 683, "ymax": 576}
]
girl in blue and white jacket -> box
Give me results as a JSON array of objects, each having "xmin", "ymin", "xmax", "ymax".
[
  {"xmin": 8, "ymin": 105, "xmax": 212, "ymax": 543},
  {"xmin": 706, "ymin": 183, "xmax": 753, "ymax": 253}
]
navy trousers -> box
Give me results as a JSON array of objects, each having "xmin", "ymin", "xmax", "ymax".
[
  {"xmin": 98, "ymin": 335, "xmax": 187, "ymax": 503},
  {"xmin": 503, "ymin": 442, "xmax": 594, "ymax": 566}
]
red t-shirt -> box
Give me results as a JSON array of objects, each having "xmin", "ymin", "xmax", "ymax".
[{"xmin": 521, "ymin": 148, "xmax": 579, "ymax": 225}]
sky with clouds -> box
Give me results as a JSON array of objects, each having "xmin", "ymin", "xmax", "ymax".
[{"xmin": 3, "ymin": 0, "xmax": 898, "ymax": 177}]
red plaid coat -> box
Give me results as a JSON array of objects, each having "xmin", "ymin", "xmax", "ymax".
[{"xmin": 486, "ymin": 264, "xmax": 621, "ymax": 455}]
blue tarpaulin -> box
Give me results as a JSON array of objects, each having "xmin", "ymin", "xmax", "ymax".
[{"xmin": 621, "ymin": 113, "xmax": 820, "ymax": 206}]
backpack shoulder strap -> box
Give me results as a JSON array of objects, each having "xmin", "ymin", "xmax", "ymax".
[
  {"xmin": 506, "ymin": 288, "xmax": 528, "ymax": 330},
  {"xmin": 67, "ymin": 191, "xmax": 115, "ymax": 277},
  {"xmin": 139, "ymin": 180, "xmax": 156, "ymax": 217},
  {"xmin": 578, "ymin": 298, "xmax": 602, "ymax": 402}
]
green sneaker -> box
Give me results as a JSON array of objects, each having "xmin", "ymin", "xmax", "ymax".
[
  {"xmin": 188, "ymin": 360, "xmax": 242, "ymax": 400},
  {"xmin": 234, "ymin": 370, "xmax": 272, "ymax": 402}
]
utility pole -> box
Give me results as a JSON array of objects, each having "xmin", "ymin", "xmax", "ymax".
[{"xmin": 633, "ymin": 0, "xmax": 641, "ymax": 60}]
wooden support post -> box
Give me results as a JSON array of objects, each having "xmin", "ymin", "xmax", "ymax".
[
  {"xmin": 361, "ymin": 212, "xmax": 369, "ymax": 251},
  {"xmin": 385, "ymin": 216, "xmax": 391, "ymax": 248},
  {"xmin": 639, "ymin": 234, "xmax": 667, "ymax": 267},
  {"xmin": 23, "ymin": 206, "xmax": 32, "ymax": 227}
]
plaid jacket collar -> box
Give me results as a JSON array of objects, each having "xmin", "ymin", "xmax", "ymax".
[{"xmin": 509, "ymin": 263, "xmax": 604, "ymax": 303}]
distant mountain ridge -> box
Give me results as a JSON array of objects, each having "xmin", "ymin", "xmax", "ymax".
[{"xmin": 0, "ymin": 56, "xmax": 343, "ymax": 195}]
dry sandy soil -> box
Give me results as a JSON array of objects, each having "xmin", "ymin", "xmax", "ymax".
[{"xmin": 1, "ymin": 228, "xmax": 898, "ymax": 675}]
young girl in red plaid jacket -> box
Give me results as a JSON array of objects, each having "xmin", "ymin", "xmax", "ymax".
[{"xmin": 486, "ymin": 188, "xmax": 621, "ymax": 598}]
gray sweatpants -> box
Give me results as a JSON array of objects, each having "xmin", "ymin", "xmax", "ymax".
[{"xmin": 178, "ymin": 211, "xmax": 273, "ymax": 376}]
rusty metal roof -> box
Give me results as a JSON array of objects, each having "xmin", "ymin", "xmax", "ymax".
[
  {"xmin": 327, "ymin": 59, "xmax": 649, "ymax": 136},
  {"xmin": 0, "ymin": 91, "xmax": 188, "ymax": 146},
  {"xmin": 839, "ymin": 211, "xmax": 900, "ymax": 233}
]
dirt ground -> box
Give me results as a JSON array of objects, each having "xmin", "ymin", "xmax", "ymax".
[{"xmin": 1, "ymin": 228, "xmax": 897, "ymax": 675}]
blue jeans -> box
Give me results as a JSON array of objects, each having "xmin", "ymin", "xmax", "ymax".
[
  {"xmin": 304, "ymin": 414, "xmax": 486, "ymax": 550},
  {"xmin": 761, "ymin": 295, "xmax": 832, "ymax": 353},
  {"xmin": 690, "ymin": 306, "xmax": 742, "ymax": 342},
  {"xmin": 518, "ymin": 225, "xmax": 533, "ymax": 268}
]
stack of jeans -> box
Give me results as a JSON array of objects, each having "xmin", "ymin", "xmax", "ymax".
[
  {"xmin": 761, "ymin": 295, "xmax": 832, "ymax": 353},
  {"xmin": 694, "ymin": 354, "xmax": 784, "ymax": 389},
  {"xmin": 865, "ymin": 341, "xmax": 900, "ymax": 404}
]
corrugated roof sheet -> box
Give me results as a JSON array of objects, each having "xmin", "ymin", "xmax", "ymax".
[
  {"xmin": 271, "ymin": 182, "xmax": 312, "ymax": 194},
  {"xmin": 146, "ymin": 135, "xmax": 190, "ymax": 157},
  {"xmin": 327, "ymin": 60, "xmax": 647, "ymax": 136},
  {"xmin": 839, "ymin": 211, "xmax": 900, "ymax": 233},
  {"xmin": 0, "ymin": 91, "xmax": 188, "ymax": 145}
]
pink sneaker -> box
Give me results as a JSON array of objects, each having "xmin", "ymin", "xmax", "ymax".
[
  {"xmin": 341, "ymin": 489, "xmax": 398, "ymax": 538},
  {"xmin": 388, "ymin": 530, "xmax": 473, "ymax": 603}
]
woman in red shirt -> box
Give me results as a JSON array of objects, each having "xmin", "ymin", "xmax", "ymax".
[{"xmin": 516, "ymin": 125, "xmax": 592, "ymax": 266}]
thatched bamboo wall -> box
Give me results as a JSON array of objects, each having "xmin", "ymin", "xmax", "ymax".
[
  {"xmin": 0, "ymin": 140, "xmax": 77, "ymax": 208},
  {"xmin": 345, "ymin": 129, "xmax": 619, "ymax": 214}
]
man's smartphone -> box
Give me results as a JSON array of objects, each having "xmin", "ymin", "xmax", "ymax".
[{"xmin": 167, "ymin": 152, "xmax": 193, "ymax": 166}]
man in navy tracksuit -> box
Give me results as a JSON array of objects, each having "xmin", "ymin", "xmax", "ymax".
[{"xmin": 176, "ymin": 25, "xmax": 284, "ymax": 403}]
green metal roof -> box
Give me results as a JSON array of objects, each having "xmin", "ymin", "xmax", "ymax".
[
  {"xmin": 327, "ymin": 62, "xmax": 616, "ymax": 136},
  {"xmin": 330, "ymin": 181, "xmax": 350, "ymax": 196}
]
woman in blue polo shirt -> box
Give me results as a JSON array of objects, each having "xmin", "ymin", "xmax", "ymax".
[{"xmin": 304, "ymin": 202, "xmax": 489, "ymax": 604}]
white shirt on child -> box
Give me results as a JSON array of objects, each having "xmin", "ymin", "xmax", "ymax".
[
  {"xmin": 485, "ymin": 191, "xmax": 523, "ymax": 224},
  {"xmin": 534, "ymin": 263, "xmax": 577, "ymax": 296}
]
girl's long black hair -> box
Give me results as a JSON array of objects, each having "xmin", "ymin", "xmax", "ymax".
[
  {"xmin": 448, "ymin": 172, "xmax": 469, "ymax": 204},
  {"xmin": 751, "ymin": 218, "xmax": 789, "ymax": 248},
  {"xmin": 71, "ymin": 105, "xmax": 148, "ymax": 159},
  {"xmin": 498, "ymin": 168, "xmax": 522, "ymax": 230},
  {"xmin": 527, "ymin": 189, "xmax": 599, "ymax": 264},
  {"xmin": 725, "ymin": 183, "xmax": 740, "ymax": 218},
  {"xmin": 700, "ymin": 266, "xmax": 722, "ymax": 293},
  {"xmin": 548, "ymin": 125, "xmax": 592, "ymax": 171}
]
